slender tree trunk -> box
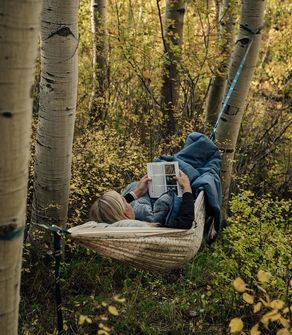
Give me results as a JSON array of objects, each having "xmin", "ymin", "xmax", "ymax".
[
  {"xmin": 0, "ymin": 1, "xmax": 41, "ymax": 334},
  {"xmin": 205, "ymin": 0, "xmax": 237, "ymax": 126},
  {"xmin": 216, "ymin": 0, "xmax": 266, "ymax": 215},
  {"xmin": 89, "ymin": 0, "xmax": 108, "ymax": 124},
  {"xmin": 160, "ymin": 0, "xmax": 186, "ymax": 136},
  {"xmin": 32, "ymin": 0, "xmax": 79, "ymax": 227}
]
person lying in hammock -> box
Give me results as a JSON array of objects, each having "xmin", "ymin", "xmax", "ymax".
[{"xmin": 90, "ymin": 170, "xmax": 194, "ymax": 229}]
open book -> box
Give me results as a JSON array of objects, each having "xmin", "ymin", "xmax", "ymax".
[{"xmin": 147, "ymin": 161, "xmax": 183, "ymax": 198}]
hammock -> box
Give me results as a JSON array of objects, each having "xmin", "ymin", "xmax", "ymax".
[{"xmin": 68, "ymin": 191, "xmax": 206, "ymax": 272}]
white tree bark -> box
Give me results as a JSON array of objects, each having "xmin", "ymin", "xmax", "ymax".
[
  {"xmin": 32, "ymin": 0, "xmax": 79, "ymax": 226},
  {"xmin": 0, "ymin": 1, "xmax": 41, "ymax": 334},
  {"xmin": 160, "ymin": 0, "xmax": 186, "ymax": 136},
  {"xmin": 216, "ymin": 0, "xmax": 266, "ymax": 213},
  {"xmin": 89, "ymin": 0, "xmax": 108, "ymax": 122},
  {"xmin": 206, "ymin": 0, "xmax": 237, "ymax": 126}
]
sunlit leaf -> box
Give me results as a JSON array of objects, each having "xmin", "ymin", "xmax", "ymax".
[
  {"xmin": 98, "ymin": 323, "xmax": 111, "ymax": 332},
  {"xmin": 279, "ymin": 317, "xmax": 289, "ymax": 328},
  {"xmin": 233, "ymin": 277, "xmax": 247, "ymax": 293},
  {"xmin": 257, "ymin": 270, "xmax": 270, "ymax": 283},
  {"xmin": 243, "ymin": 293, "xmax": 254, "ymax": 304},
  {"xmin": 250, "ymin": 323, "xmax": 261, "ymax": 335},
  {"xmin": 229, "ymin": 318, "xmax": 244, "ymax": 333},
  {"xmin": 108, "ymin": 305, "xmax": 119, "ymax": 316},
  {"xmin": 270, "ymin": 300, "xmax": 285, "ymax": 310},
  {"xmin": 97, "ymin": 330, "xmax": 110, "ymax": 335},
  {"xmin": 253, "ymin": 302, "xmax": 262, "ymax": 313},
  {"xmin": 78, "ymin": 314, "xmax": 92, "ymax": 325},
  {"xmin": 113, "ymin": 295, "xmax": 126, "ymax": 303},
  {"xmin": 276, "ymin": 329, "xmax": 290, "ymax": 335}
]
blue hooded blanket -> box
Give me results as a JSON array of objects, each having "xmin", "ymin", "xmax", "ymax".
[{"xmin": 123, "ymin": 132, "xmax": 222, "ymax": 231}]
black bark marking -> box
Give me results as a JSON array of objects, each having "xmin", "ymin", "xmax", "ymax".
[
  {"xmin": 177, "ymin": 8, "xmax": 185, "ymax": 14},
  {"xmin": 36, "ymin": 139, "xmax": 52, "ymax": 149},
  {"xmin": 30, "ymin": 84, "xmax": 34, "ymax": 98},
  {"xmin": 238, "ymin": 37, "xmax": 250, "ymax": 46},
  {"xmin": 1, "ymin": 112, "xmax": 12, "ymax": 118},
  {"xmin": 220, "ymin": 116, "xmax": 227, "ymax": 122},
  {"xmin": 221, "ymin": 148, "xmax": 234, "ymax": 153},
  {"xmin": 46, "ymin": 72, "xmax": 55, "ymax": 77},
  {"xmin": 43, "ymin": 76, "xmax": 55, "ymax": 84},
  {"xmin": 0, "ymin": 223, "xmax": 17, "ymax": 234},
  {"xmin": 47, "ymin": 26, "xmax": 75, "ymax": 40}
]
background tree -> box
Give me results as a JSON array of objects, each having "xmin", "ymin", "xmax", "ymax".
[
  {"xmin": 88, "ymin": 0, "xmax": 108, "ymax": 122},
  {"xmin": 215, "ymin": 0, "xmax": 267, "ymax": 214},
  {"xmin": 160, "ymin": 0, "xmax": 186, "ymax": 136},
  {"xmin": 0, "ymin": 1, "xmax": 41, "ymax": 334},
  {"xmin": 32, "ymin": 0, "xmax": 79, "ymax": 227},
  {"xmin": 205, "ymin": 0, "xmax": 237, "ymax": 126}
]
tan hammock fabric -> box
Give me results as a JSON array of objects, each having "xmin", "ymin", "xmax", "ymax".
[{"xmin": 68, "ymin": 192, "xmax": 205, "ymax": 272}]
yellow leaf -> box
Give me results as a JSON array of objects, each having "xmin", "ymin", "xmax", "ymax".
[
  {"xmin": 229, "ymin": 318, "xmax": 244, "ymax": 333},
  {"xmin": 97, "ymin": 330, "xmax": 110, "ymax": 335},
  {"xmin": 101, "ymin": 301, "xmax": 108, "ymax": 307},
  {"xmin": 282, "ymin": 307, "xmax": 289, "ymax": 314},
  {"xmin": 270, "ymin": 300, "xmax": 285, "ymax": 310},
  {"xmin": 99, "ymin": 323, "xmax": 111, "ymax": 332},
  {"xmin": 233, "ymin": 277, "xmax": 247, "ymax": 293},
  {"xmin": 253, "ymin": 302, "xmax": 262, "ymax": 313},
  {"xmin": 78, "ymin": 314, "xmax": 92, "ymax": 325},
  {"xmin": 259, "ymin": 298, "xmax": 269, "ymax": 307},
  {"xmin": 113, "ymin": 295, "xmax": 126, "ymax": 303},
  {"xmin": 279, "ymin": 317, "xmax": 289, "ymax": 328},
  {"xmin": 276, "ymin": 329, "xmax": 290, "ymax": 335},
  {"xmin": 250, "ymin": 324, "xmax": 261, "ymax": 335},
  {"xmin": 243, "ymin": 293, "xmax": 254, "ymax": 304},
  {"xmin": 108, "ymin": 305, "xmax": 119, "ymax": 316},
  {"xmin": 257, "ymin": 270, "xmax": 270, "ymax": 283}
]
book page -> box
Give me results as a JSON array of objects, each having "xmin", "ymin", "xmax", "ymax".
[{"xmin": 147, "ymin": 162, "xmax": 182, "ymax": 198}]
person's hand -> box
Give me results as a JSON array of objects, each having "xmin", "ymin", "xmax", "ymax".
[
  {"xmin": 175, "ymin": 170, "xmax": 192, "ymax": 193},
  {"xmin": 133, "ymin": 175, "xmax": 151, "ymax": 198}
]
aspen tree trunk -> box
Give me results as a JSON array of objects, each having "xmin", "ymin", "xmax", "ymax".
[
  {"xmin": 89, "ymin": 0, "xmax": 108, "ymax": 123},
  {"xmin": 206, "ymin": 0, "xmax": 237, "ymax": 126},
  {"xmin": 0, "ymin": 1, "xmax": 41, "ymax": 334},
  {"xmin": 216, "ymin": 0, "xmax": 266, "ymax": 214},
  {"xmin": 160, "ymin": 0, "xmax": 186, "ymax": 136},
  {"xmin": 32, "ymin": 0, "xmax": 79, "ymax": 226}
]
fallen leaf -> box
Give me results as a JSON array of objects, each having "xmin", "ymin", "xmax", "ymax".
[
  {"xmin": 78, "ymin": 315, "xmax": 92, "ymax": 325},
  {"xmin": 257, "ymin": 270, "xmax": 270, "ymax": 283},
  {"xmin": 108, "ymin": 305, "xmax": 119, "ymax": 316},
  {"xmin": 243, "ymin": 293, "xmax": 254, "ymax": 304},
  {"xmin": 229, "ymin": 318, "xmax": 244, "ymax": 333},
  {"xmin": 270, "ymin": 300, "xmax": 285, "ymax": 310},
  {"xmin": 113, "ymin": 295, "xmax": 126, "ymax": 303},
  {"xmin": 276, "ymin": 329, "xmax": 290, "ymax": 335},
  {"xmin": 253, "ymin": 302, "xmax": 262, "ymax": 313},
  {"xmin": 250, "ymin": 323, "xmax": 261, "ymax": 335},
  {"xmin": 233, "ymin": 277, "xmax": 247, "ymax": 293}
]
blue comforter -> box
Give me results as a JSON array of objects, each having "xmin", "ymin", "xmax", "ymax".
[{"xmin": 122, "ymin": 132, "xmax": 222, "ymax": 231}]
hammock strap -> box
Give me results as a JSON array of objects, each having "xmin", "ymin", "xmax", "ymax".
[
  {"xmin": 53, "ymin": 231, "xmax": 64, "ymax": 335},
  {"xmin": 0, "ymin": 225, "xmax": 25, "ymax": 240},
  {"xmin": 210, "ymin": 24, "xmax": 263, "ymax": 142},
  {"xmin": 30, "ymin": 222, "xmax": 70, "ymax": 335},
  {"xmin": 210, "ymin": 38, "xmax": 253, "ymax": 141}
]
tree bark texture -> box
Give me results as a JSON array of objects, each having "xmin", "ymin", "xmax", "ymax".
[
  {"xmin": 160, "ymin": 0, "xmax": 186, "ymax": 136},
  {"xmin": 0, "ymin": 1, "xmax": 41, "ymax": 334},
  {"xmin": 216, "ymin": 0, "xmax": 266, "ymax": 213},
  {"xmin": 89, "ymin": 0, "xmax": 108, "ymax": 122},
  {"xmin": 206, "ymin": 0, "xmax": 237, "ymax": 126},
  {"xmin": 32, "ymin": 0, "xmax": 79, "ymax": 226}
]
